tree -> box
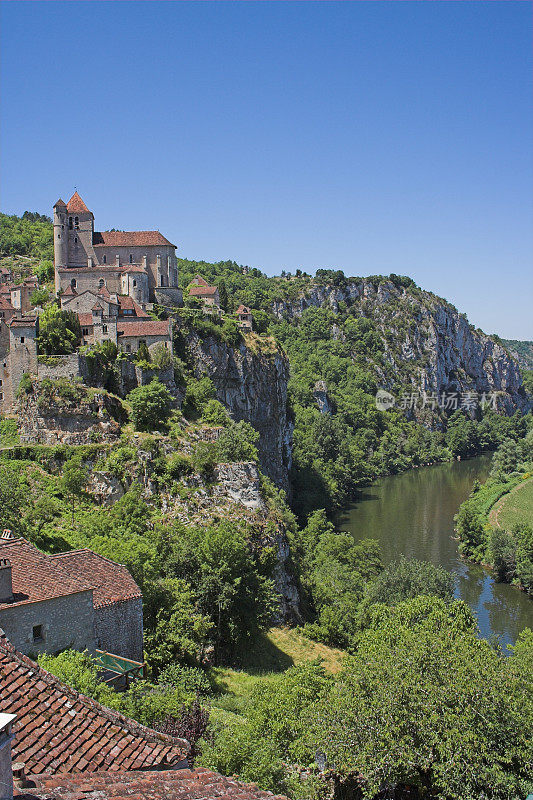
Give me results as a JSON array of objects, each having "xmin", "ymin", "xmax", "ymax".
[
  {"xmin": 61, "ymin": 456, "xmax": 88, "ymax": 526},
  {"xmin": 30, "ymin": 287, "xmax": 49, "ymax": 307},
  {"xmin": 35, "ymin": 259, "xmax": 54, "ymax": 282},
  {"xmin": 0, "ymin": 463, "xmax": 24, "ymax": 535},
  {"xmin": 135, "ymin": 341, "xmax": 151, "ymax": 363},
  {"xmin": 217, "ymin": 279, "xmax": 229, "ymax": 311},
  {"xmin": 37, "ymin": 304, "xmax": 81, "ymax": 355},
  {"xmin": 365, "ymin": 555, "xmax": 454, "ymax": 606},
  {"xmin": 150, "ymin": 343, "xmax": 172, "ymax": 370},
  {"xmin": 305, "ymin": 597, "xmax": 533, "ymax": 800},
  {"xmin": 127, "ymin": 379, "xmax": 173, "ymax": 431},
  {"xmin": 214, "ymin": 420, "xmax": 259, "ymax": 463}
]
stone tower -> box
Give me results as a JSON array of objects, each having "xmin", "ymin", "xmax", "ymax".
[
  {"xmin": 66, "ymin": 192, "xmax": 96, "ymax": 268},
  {"xmin": 53, "ymin": 199, "xmax": 68, "ymax": 289}
]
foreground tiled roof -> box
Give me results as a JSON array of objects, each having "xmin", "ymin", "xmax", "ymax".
[
  {"xmin": 78, "ymin": 313, "xmax": 94, "ymax": 327},
  {"xmin": 50, "ymin": 551, "xmax": 142, "ymax": 608},
  {"xmin": 0, "ymin": 631, "xmax": 188, "ymax": 775},
  {"xmin": 0, "ymin": 539, "xmax": 93, "ymax": 609},
  {"xmin": 66, "ymin": 192, "xmax": 91, "ymax": 214},
  {"xmin": 15, "ymin": 768, "xmax": 290, "ymax": 799},
  {"xmin": 117, "ymin": 319, "xmax": 170, "ymax": 337},
  {"xmin": 93, "ymin": 231, "xmax": 175, "ymax": 247}
]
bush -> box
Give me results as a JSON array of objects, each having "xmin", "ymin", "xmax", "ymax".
[
  {"xmin": 201, "ymin": 399, "xmax": 230, "ymax": 427},
  {"xmin": 17, "ymin": 373, "xmax": 33, "ymax": 396},
  {"xmin": 191, "ymin": 442, "xmax": 217, "ymax": 477},
  {"xmin": 151, "ymin": 343, "xmax": 173, "ymax": 370},
  {"xmin": 214, "ymin": 421, "xmax": 259, "ymax": 463},
  {"xmin": 166, "ymin": 452, "xmax": 193, "ymax": 480},
  {"xmin": 183, "ymin": 376, "xmax": 216, "ymax": 419},
  {"xmin": 127, "ymin": 379, "xmax": 173, "ymax": 431}
]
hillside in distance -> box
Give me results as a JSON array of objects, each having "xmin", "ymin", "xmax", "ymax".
[{"xmin": 502, "ymin": 339, "xmax": 533, "ymax": 371}]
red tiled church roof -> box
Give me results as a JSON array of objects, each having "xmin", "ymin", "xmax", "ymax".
[
  {"xmin": 51, "ymin": 551, "xmax": 142, "ymax": 608},
  {"xmin": 0, "ymin": 630, "xmax": 188, "ymax": 776},
  {"xmin": 93, "ymin": 231, "xmax": 175, "ymax": 247},
  {"xmin": 15, "ymin": 768, "xmax": 290, "ymax": 799},
  {"xmin": 66, "ymin": 192, "xmax": 91, "ymax": 214}
]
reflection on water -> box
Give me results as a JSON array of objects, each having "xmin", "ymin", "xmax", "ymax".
[{"xmin": 338, "ymin": 455, "xmax": 533, "ymax": 649}]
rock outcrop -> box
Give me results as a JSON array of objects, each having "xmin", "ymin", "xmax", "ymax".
[
  {"xmin": 273, "ymin": 279, "xmax": 528, "ymax": 419},
  {"xmin": 186, "ymin": 332, "xmax": 293, "ymax": 492}
]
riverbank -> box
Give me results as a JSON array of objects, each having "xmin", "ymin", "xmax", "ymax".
[{"xmin": 338, "ymin": 455, "xmax": 533, "ymax": 647}]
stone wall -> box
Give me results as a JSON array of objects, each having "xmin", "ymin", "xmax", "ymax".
[
  {"xmin": 93, "ymin": 598, "xmax": 143, "ymax": 662},
  {"xmin": 37, "ymin": 354, "xmax": 88, "ymax": 382},
  {"xmin": 0, "ymin": 592, "xmax": 96, "ymax": 657}
]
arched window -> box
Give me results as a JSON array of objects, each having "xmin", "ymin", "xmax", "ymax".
[
  {"xmin": 102, "ymin": 255, "xmax": 107, "ymax": 264},
  {"xmin": 74, "ymin": 237, "xmax": 78, "ymax": 243},
  {"xmin": 133, "ymin": 280, "xmax": 137, "ymax": 287},
  {"xmin": 69, "ymin": 217, "xmax": 73, "ymax": 229},
  {"xmin": 129, "ymin": 254, "xmax": 133, "ymax": 264},
  {"xmin": 70, "ymin": 278, "xmax": 76, "ymax": 289},
  {"xmin": 98, "ymin": 278, "xmax": 105, "ymax": 288},
  {"xmin": 74, "ymin": 216, "xmax": 79, "ymax": 229}
]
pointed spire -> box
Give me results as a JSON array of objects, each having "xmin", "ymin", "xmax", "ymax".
[
  {"xmin": 54, "ymin": 198, "xmax": 67, "ymax": 208},
  {"xmin": 67, "ymin": 191, "xmax": 90, "ymax": 213}
]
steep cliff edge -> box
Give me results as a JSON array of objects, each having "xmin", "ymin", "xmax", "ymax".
[
  {"xmin": 272, "ymin": 278, "xmax": 528, "ymax": 417},
  {"xmin": 186, "ymin": 331, "xmax": 293, "ymax": 492}
]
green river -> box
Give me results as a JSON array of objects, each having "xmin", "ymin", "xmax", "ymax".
[{"xmin": 338, "ymin": 455, "xmax": 533, "ymax": 649}]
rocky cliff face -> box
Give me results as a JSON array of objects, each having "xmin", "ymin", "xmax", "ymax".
[
  {"xmin": 273, "ymin": 279, "xmax": 528, "ymax": 418},
  {"xmin": 186, "ymin": 332, "xmax": 293, "ymax": 492}
]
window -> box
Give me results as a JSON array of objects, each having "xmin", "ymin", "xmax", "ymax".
[
  {"xmin": 0, "ymin": 393, "xmax": 3, "ymax": 402},
  {"xmin": 74, "ymin": 216, "xmax": 79, "ymax": 229},
  {"xmin": 99, "ymin": 278, "xmax": 105, "ymax": 288},
  {"xmin": 57, "ymin": 234, "xmax": 61, "ymax": 239},
  {"xmin": 20, "ymin": 337, "xmax": 25, "ymax": 343},
  {"xmin": 82, "ymin": 328, "xmax": 89, "ymax": 336},
  {"xmin": 0, "ymin": 312, "xmax": 4, "ymax": 319},
  {"xmin": 125, "ymin": 344, "xmax": 131, "ymax": 352},
  {"xmin": 102, "ymin": 255, "xmax": 107, "ymax": 264},
  {"xmin": 71, "ymin": 278, "xmax": 77, "ymax": 288},
  {"xmin": 32, "ymin": 624, "xmax": 43, "ymax": 642},
  {"xmin": 132, "ymin": 280, "xmax": 137, "ymax": 287},
  {"xmin": 74, "ymin": 237, "xmax": 78, "ymax": 243},
  {"xmin": 129, "ymin": 254, "xmax": 133, "ymax": 263},
  {"xmin": 102, "ymin": 325, "xmax": 108, "ymax": 334},
  {"xmin": 69, "ymin": 217, "xmax": 73, "ymax": 229}
]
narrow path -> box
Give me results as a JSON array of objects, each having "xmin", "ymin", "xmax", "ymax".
[{"xmin": 488, "ymin": 477, "xmax": 533, "ymax": 529}]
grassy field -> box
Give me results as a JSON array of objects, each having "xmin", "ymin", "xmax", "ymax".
[
  {"xmin": 491, "ymin": 477, "xmax": 533, "ymax": 530},
  {"xmin": 209, "ymin": 626, "xmax": 345, "ymax": 716}
]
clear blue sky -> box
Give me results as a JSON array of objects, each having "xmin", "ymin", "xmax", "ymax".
[{"xmin": 1, "ymin": 1, "xmax": 531, "ymax": 339}]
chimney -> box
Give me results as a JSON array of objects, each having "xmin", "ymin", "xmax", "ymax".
[
  {"xmin": 0, "ymin": 559, "xmax": 13, "ymax": 603},
  {"xmin": 0, "ymin": 713, "xmax": 16, "ymax": 800},
  {"xmin": 115, "ymin": 255, "xmax": 120, "ymax": 267},
  {"xmin": 142, "ymin": 255, "xmax": 147, "ymax": 268}
]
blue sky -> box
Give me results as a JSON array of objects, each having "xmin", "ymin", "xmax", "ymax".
[{"xmin": 1, "ymin": 1, "xmax": 531, "ymax": 339}]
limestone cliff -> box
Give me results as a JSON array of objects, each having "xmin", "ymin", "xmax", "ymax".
[
  {"xmin": 272, "ymin": 279, "xmax": 528, "ymax": 419},
  {"xmin": 186, "ymin": 331, "xmax": 293, "ymax": 492}
]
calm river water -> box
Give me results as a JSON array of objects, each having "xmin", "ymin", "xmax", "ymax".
[{"xmin": 338, "ymin": 455, "xmax": 533, "ymax": 649}]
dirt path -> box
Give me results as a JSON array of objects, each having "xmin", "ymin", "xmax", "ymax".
[{"xmin": 488, "ymin": 478, "xmax": 533, "ymax": 529}]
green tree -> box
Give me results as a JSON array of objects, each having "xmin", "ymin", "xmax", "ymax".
[
  {"xmin": 0, "ymin": 463, "xmax": 24, "ymax": 535},
  {"xmin": 127, "ymin": 379, "xmax": 173, "ymax": 431},
  {"xmin": 61, "ymin": 456, "xmax": 88, "ymax": 525},
  {"xmin": 30, "ymin": 287, "xmax": 49, "ymax": 307},
  {"xmin": 37, "ymin": 304, "xmax": 81, "ymax": 355},
  {"xmin": 217, "ymin": 279, "xmax": 229, "ymax": 311},
  {"xmin": 365, "ymin": 555, "xmax": 455, "ymax": 606},
  {"xmin": 214, "ymin": 421, "xmax": 259, "ymax": 463},
  {"xmin": 305, "ymin": 597, "xmax": 533, "ymax": 800}
]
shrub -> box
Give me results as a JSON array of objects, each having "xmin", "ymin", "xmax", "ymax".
[
  {"xmin": 17, "ymin": 373, "xmax": 33, "ymax": 396},
  {"xmin": 166, "ymin": 452, "xmax": 193, "ymax": 480},
  {"xmin": 127, "ymin": 379, "xmax": 173, "ymax": 431},
  {"xmin": 191, "ymin": 442, "xmax": 217, "ymax": 477},
  {"xmin": 201, "ymin": 399, "xmax": 230, "ymax": 427},
  {"xmin": 214, "ymin": 421, "xmax": 259, "ymax": 463},
  {"xmin": 151, "ymin": 343, "xmax": 173, "ymax": 370}
]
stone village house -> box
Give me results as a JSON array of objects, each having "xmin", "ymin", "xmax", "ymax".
[{"xmin": 0, "ymin": 537, "xmax": 143, "ymax": 662}]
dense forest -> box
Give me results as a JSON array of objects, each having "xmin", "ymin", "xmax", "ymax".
[{"xmin": 0, "ymin": 211, "xmax": 53, "ymax": 259}]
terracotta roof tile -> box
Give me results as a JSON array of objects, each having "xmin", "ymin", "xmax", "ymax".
[
  {"xmin": 93, "ymin": 231, "xmax": 175, "ymax": 248},
  {"xmin": 66, "ymin": 192, "xmax": 91, "ymax": 214},
  {"xmin": 236, "ymin": 305, "xmax": 251, "ymax": 314},
  {"xmin": 0, "ymin": 296, "xmax": 15, "ymax": 311},
  {"xmin": 117, "ymin": 320, "xmax": 170, "ymax": 338},
  {"xmin": 7, "ymin": 316, "xmax": 37, "ymax": 328},
  {"xmin": 15, "ymin": 767, "xmax": 291, "ymax": 799},
  {"xmin": 78, "ymin": 313, "xmax": 94, "ymax": 327},
  {"xmin": 188, "ymin": 285, "xmax": 218, "ymax": 297},
  {"xmin": 50, "ymin": 551, "xmax": 142, "ymax": 608},
  {"xmin": 0, "ymin": 539, "xmax": 94, "ymax": 609},
  {"xmin": 1, "ymin": 631, "xmax": 189, "ymax": 776}
]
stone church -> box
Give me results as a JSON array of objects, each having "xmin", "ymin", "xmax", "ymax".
[{"xmin": 53, "ymin": 192, "xmax": 181, "ymax": 307}]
